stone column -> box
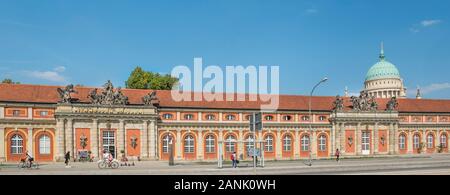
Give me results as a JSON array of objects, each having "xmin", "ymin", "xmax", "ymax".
[
  {"xmin": 330, "ymin": 123, "xmax": 335, "ymax": 156},
  {"xmin": 389, "ymin": 123, "xmax": 394, "ymax": 154},
  {"xmin": 0, "ymin": 107, "xmax": 5, "ymax": 118},
  {"xmin": 436, "ymin": 130, "xmax": 440, "ymax": 148},
  {"xmin": 238, "ymin": 129, "xmax": 244, "ymax": 159},
  {"xmin": 276, "ymin": 130, "xmax": 282, "ymax": 159},
  {"xmin": 56, "ymin": 118, "xmax": 65, "ymax": 161},
  {"xmin": 27, "ymin": 108, "xmax": 32, "ymax": 120},
  {"xmin": 118, "ymin": 120, "xmax": 125, "ymax": 156},
  {"xmin": 311, "ymin": 130, "xmax": 317, "ymax": 158},
  {"xmin": 65, "ymin": 118, "xmax": 73, "ymax": 158},
  {"xmin": 91, "ymin": 119, "xmax": 99, "ymax": 158},
  {"xmin": 422, "ymin": 129, "xmax": 426, "ymax": 153},
  {"xmin": 374, "ymin": 122, "xmax": 379, "ymax": 154},
  {"xmin": 356, "ymin": 123, "xmax": 361, "ymax": 155},
  {"xmin": 394, "ymin": 123, "xmax": 399, "ymax": 154},
  {"xmin": 149, "ymin": 120, "xmax": 156, "ymax": 159},
  {"xmin": 0, "ymin": 126, "xmax": 5, "ymax": 161},
  {"xmin": 141, "ymin": 120, "xmax": 149, "ymax": 159},
  {"xmin": 294, "ymin": 130, "xmax": 299, "ymax": 159},
  {"xmin": 340, "ymin": 123, "xmax": 345, "ymax": 153},
  {"xmin": 197, "ymin": 130, "xmax": 204, "ymax": 160},
  {"xmin": 407, "ymin": 131, "xmax": 413, "ymax": 154},
  {"xmin": 176, "ymin": 129, "xmax": 182, "ymax": 160}
]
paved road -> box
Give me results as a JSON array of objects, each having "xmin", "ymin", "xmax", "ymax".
[{"xmin": 2, "ymin": 154, "xmax": 450, "ymax": 175}]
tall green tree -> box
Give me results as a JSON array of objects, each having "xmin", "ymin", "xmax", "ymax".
[
  {"xmin": 1, "ymin": 78, "xmax": 20, "ymax": 84},
  {"xmin": 125, "ymin": 66, "xmax": 178, "ymax": 90}
]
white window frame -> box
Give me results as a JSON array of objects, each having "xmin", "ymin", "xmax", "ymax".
[
  {"xmin": 301, "ymin": 135, "xmax": 309, "ymax": 151},
  {"xmin": 184, "ymin": 135, "xmax": 195, "ymax": 153},
  {"xmin": 441, "ymin": 134, "xmax": 447, "ymax": 148},
  {"xmin": 163, "ymin": 113, "xmax": 173, "ymax": 120},
  {"xmin": 319, "ymin": 116, "xmax": 326, "ymax": 121},
  {"xmin": 245, "ymin": 135, "xmax": 254, "ymax": 154},
  {"xmin": 302, "ymin": 116, "xmax": 310, "ymax": 121},
  {"xmin": 206, "ymin": 114, "xmax": 216, "ymax": 121},
  {"xmin": 225, "ymin": 114, "xmax": 236, "ymax": 121},
  {"xmin": 265, "ymin": 135, "xmax": 273, "ymax": 152},
  {"xmin": 225, "ymin": 135, "xmax": 236, "ymax": 152},
  {"xmin": 413, "ymin": 134, "xmax": 420, "ymax": 149},
  {"xmin": 39, "ymin": 135, "xmax": 51, "ymax": 154},
  {"xmin": 399, "ymin": 134, "xmax": 406, "ymax": 150},
  {"xmin": 205, "ymin": 135, "xmax": 215, "ymax": 153},
  {"xmin": 283, "ymin": 115, "xmax": 292, "ymax": 121},
  {"xmin": 40, "ymin": 111, "xmax": 49, "ymax": 117},
  {"xmin": 184, "ymin": 114, "xmax": 194, "ymax": 120},
  {"xmin": 427, "ymin": 134, "xmax": 434, "ymax": 148},
  {"xmin": 265, "ymin": 115, "xmax": 274, "ymax": 121},
  {"xmin": 319, "ymin": 135, "xmax": 327, "ymax": 151},
  {"xmin": 162, "ymin": 134, "xmax": 172, "ymax": 153},
  {"xmin": 11, "ymin": 134, "xmax": 23, "ymax": 154},
  {"xmin": 283, "ymin": 135, "xmax": 291, "ymax": 151},
  {"xmin": 13, "ymin": 110, "xmax": 20, "ymax": 117}
]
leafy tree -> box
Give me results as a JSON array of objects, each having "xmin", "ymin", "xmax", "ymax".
[
  {"xmin": 125, "ymin": 66, "xmax": 178, "ymax": 90},
  {"xmin": 1, "ymin": 78, "xmax": 20, "ymax": 84}
]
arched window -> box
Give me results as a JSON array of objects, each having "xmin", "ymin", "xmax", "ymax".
[
  {"xmin": 162, "ymin": 134, "xmax": 172, "ymax": 153},
  {"xmin": 399, "ymin": 134, "xmax": 406, "ymax": 150},
  {"xmin": 319, "ymin": 116, "xmax": 327, "ymax": 121},
  {"xmin": 265, "ymin": 115, "xmax": 274, "ymax": 121},
  {"xmin": 162, "ymin": 113, "xmax": 173, "ymax": 120},
  {"xmin": 205, "ymin": 134, "xmax": 215, "ymax": 153},
  {"xmin": 283, "ymin": 115, "xmax": 292, "ymax": 121},
  {"xmin": 225, "ymin": 114, "xmax": 236, "ymax": 121},
  {"xmin": 265, "ymin": 135, "xmax": 273, "ymax": 152},
  {"xmin": 441, "ymin": 134, "xmax": 448, "ymax": 148},
  {"xmin": 11, "ymin": 134, "xmax": 24, "ymax": 154},
  {"xmin": 302, "ymin": 116, "xmax": 310, "ymax": 121},
  {"xmin": 184, "ymin": 114, "xmax": 194, "ymax": 120},
  {"xmin": 245, "ymin": 135, "xmax": 254, "ymax": 154},
  {"xmin": 39, "ymin": 135, "xmax": 51, "ymax": 154},
  {"xmin": 225, "ymin": 135, "xmax": 236, "ymax": 152},
  {"xmin": 413, "ymin": 134, "xmax": 420, "ymax": 149},
  {"xmin": 184, "ymin": 135, "xmax": 195, "ymax": 153},
  {"xmin": 427, "ymin": 134, "xmax": 434, "ymax": 148},
  {"xmin": 283, "ymin": 135, "xmax": 291, "ymax": 151},
  {"xmin": 205, "ymin": 114, "xmax": 216, "ymax": 121},
  {"xmin": 318, "ymin": 135, "xmax": 327, "ymax": 151},
  {"xmin": 301, "ymin": 135, "xmax": 310, "ymax": 151}
]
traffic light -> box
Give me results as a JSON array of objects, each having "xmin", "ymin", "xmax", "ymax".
[{"xmin": 249, "ymin": 112, "xmax": 263, "ymax": 132}]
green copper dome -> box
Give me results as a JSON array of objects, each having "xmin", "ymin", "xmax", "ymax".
[{"xmin": 365, "ymin": 44, "xmax": 401, "ymax": 81}]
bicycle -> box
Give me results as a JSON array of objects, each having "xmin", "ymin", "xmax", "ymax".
[
  {"xmin": 18, "ymin": 158, "xmax": 39, "ymax": 169},
  {"xmin": 97, "ymin": 159, "xmax": 119, "ymax": 169}
]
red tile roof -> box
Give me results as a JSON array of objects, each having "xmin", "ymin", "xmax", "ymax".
[{"xmin": 1, "ymin": 83, "xmax": 450, "ymax": 113}]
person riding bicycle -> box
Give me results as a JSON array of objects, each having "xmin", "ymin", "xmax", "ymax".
[
  {"xmin": 103, "ymin": 150, "xmax": 113, "ymax": 164},
  {"xmin": 25, "ymin": 151, "xmax": 34, "ymax": 168}
]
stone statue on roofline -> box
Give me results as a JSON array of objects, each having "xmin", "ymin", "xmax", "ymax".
[
  {"xmin": 142, "ymin": 91, "xmax": 159, "ymax": 106},
  {"xmin": 57, "ymin": 84, "xmax": 77, "ymax": 103},
  {"xmin": 333, "ymin": 95, "xmax": 344, "ymax": 111},
  {"xmin": 86, "ymin": 81, "xmax": 129, "ymax": 106},
  {"xmin": 386, "ymin": 96, "xmax": 399, "ymax": 111}
]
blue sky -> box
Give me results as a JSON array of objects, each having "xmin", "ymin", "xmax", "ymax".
[{"xmin": 0, "ymin": 0, "xmax": 449, "ymax": 98}]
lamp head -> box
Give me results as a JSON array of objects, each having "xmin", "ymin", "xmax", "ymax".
[{"xmin": 322, "ymin": 77, "xmax": 328, "ymax": 82}]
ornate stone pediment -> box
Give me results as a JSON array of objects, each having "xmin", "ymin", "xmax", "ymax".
[{"xmin": 87, "ymin": 80, "xmax": 129, "ymax": 105}]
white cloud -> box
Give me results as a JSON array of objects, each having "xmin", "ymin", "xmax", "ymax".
[
  {"xmin": 54, "ymin": 66, "xmax": 66, "ymax": 72},
  {"xmin": 421, "ymin": 19, "xmax": 442, "ymax": 27},
  {"xmin": 409, "ymin": 28, "xmax": 420, "ymax": 33},
  {"xmin": 24, "ymin": 66, "xmax": 68, "ymax": 83},
  {"xmin": 305, "ymin": 9, "xmax": 318, "ymax": 14},
  {"xmin": 408, "ymin": 83, "xmax": 450, "ymax": 96}
]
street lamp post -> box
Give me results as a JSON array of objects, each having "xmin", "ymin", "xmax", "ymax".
[{"xmin": 308, "ymin": 77, "xmax": 328, "ymax": 166}]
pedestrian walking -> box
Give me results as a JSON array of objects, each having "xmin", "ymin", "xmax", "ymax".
[
  {"xmin": 335, "ymin": 149, "xmax": 340, "ymax": 162},
  {"xmin": 231, "ymin": 152, "xmax": 237, "ymax": 168},
  {"xmin": 64, "ymin": 151, "xmax": 71, "ymax": 166}
]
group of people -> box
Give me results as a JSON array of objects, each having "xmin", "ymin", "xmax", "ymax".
[
  {"xmin": 62, "ymin": 150, "xmax": 114, "ymax": 166},
  {"xmin": 228, "ymin": 149, "xmax": 341, "ymax": 168}
]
